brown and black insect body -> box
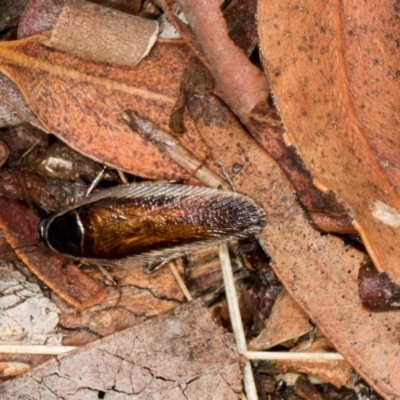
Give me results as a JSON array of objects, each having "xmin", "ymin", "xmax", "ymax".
[{"xmin": 40, "ymin": 183, "xmax": 266, "ymax": 268}]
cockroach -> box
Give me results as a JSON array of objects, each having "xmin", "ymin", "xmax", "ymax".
[{"xmin": 39, "ymin": 182, "xmax": 266, "ymax": 270}]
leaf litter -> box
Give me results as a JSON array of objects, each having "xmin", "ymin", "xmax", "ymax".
[{"xmin": 0, "ymin": 0, "xmax": 398, "ymax": 398}]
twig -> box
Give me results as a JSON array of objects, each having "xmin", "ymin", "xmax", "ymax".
[
  {"xmin": 86, "ymin": 165, "xmax": 107, "ymax": 195},
  {"xmin": 245, "ymin": 351, "xmax": 344, "ymax": 361},
  {"xmin": 169, "ymin": 261, "xmax": 193, "ymax": 301},
  {"xmin": 122, "ymin": 110, "xmax": 230, "ymax": 190},
  {"xmin": 219, "ymin": 244, "xmax": 258, "ymax": 400},
  {"xmin": 117, "ymin": 169, "xmax": 129, "ymax": 183},
  {"xmin": 0, "ymin": 345, "xmax": 76, "ymax": 355}
]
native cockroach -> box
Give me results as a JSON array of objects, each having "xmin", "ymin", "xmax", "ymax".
[{"xmin": 39, "ymin": 183, "xmax": 265, "ymax": 270}]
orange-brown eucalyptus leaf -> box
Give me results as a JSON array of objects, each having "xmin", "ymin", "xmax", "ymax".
[
  {"xmin": 188, "ymin": 94, "xmax": 400, "ymax": 399},
  {"xmin": 258, "ymin": 2, "xmax": 400, "ymax": 284},
  {"xmin": 0, "ymin": 34, "xmax": 212, "ymax": 182}
]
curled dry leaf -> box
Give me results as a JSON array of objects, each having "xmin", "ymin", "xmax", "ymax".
[
  {"xmin": 258, "ymin": 1, "xmax": 400, "ymax": 285},
  {"xmin": 175, "ymin": 0, "xmax": 270, "ymax": 119},
  {"xmin": 17, "ymin": 0, "xmax": 64, "ymax": 39},
  {"xmin": 41, "ymin": 0, "xmax": 159, "ymax": 67}
]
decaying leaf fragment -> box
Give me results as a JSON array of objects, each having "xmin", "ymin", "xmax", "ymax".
[
  {"xmin": 0, "ymin": 362, "xmax": 31, "ymax": 378},
  {"xmin": 0, "ymin": 262, "xmax": 61, "ymax": 345},
  {"xmin": 249, "ymin": 290, "xmax": 312, "ymax": 351},
  {"xmin": 41, "ymin": 0, "xmax": 159, "ymax": 67},
  {"xmin": 258, "ymin": 1, "xmax": 400, "ymax": 285},
  {"xmin": 0, "ymin": 300, "xmax": 243, "ymax": 399},
  {"xmin": 0, "ymin": 102, "xmax": 23, "ymax": 127}
]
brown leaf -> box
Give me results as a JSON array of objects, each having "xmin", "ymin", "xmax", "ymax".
[
  {"xmin": 0, "ymin": 300, "xmax": 243, "ymax": 399},
  {"xmin": 294, "ymin": 375, "xmax": 329, "ymax": 400},
  {"xmin": 188, "ymin": 94, "xmax": 400, "ymax": 398},
  {"xmin": 55, "ymin": 262, "xmax": 186, "ymax": 341},
  {"xmin": 358, "ymin": 261, "xmax": 400, "ymax": 310},
  {"xmin": 0, "ymin": 34, "xmax": 213, "ymax": 182},
  {"xmin": 249, "ymin": 290, "xmax": 312, "ymax": 351},
  {"xmin": 258, "ymin": 2, "xmax": 400, "ymax": 284}
]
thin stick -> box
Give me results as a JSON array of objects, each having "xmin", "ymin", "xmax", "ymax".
[
  {"xmin": 219, "ymin": 244, "xmax": 258, "ymax": 400},
  {"xmin": 117, "ymin": 170, "xmax": 129, "ymax": 184},
  {"xmin": 122, "ymin": 111, "xmax": 231, "ymax": 191},
  {"xmin": 0, "ymin": 345, "xmax": 76, "ymax": 355},
  {"xmin": 86, "ymin": 165, "xmax": 107, "ymax": 195},
  {"xmin": 245, "ymin": 351, "xmax": 344, "ymax": 361},
  {"xmin": 169, "ymin": 262, "xmax": 193, "ymax": 301}
]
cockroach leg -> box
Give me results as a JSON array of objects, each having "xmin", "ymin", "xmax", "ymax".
[
  {"xmin": 215, "ymin": 160, "xmax": 235, "ymax": 191},
  {"xmin": 144, "ymin": 254, "xmax": 183, "ymax": 274}
]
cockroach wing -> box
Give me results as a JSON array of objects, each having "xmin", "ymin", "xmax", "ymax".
[{"xmin": 46, "ymin": 183, "xmax": 266, "ymax": 267}]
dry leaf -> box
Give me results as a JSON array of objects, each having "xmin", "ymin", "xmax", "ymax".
[
  {"xmin": 54, "ymin": 262, "xmax": 186, "ymax": 343},
  {"xmin": 0, "ymin": 34, "xmax": 214, "ymax": 182},
  {"xmin": 0, "ymin": 300, "xmax": 243, "ymax": 399},
  {"xmin": 175, "ymin": 0, "xmax": 269, "ymax": 119},
  {"xmin": 249, "ymin": 289, "xmax": 312, "ymax": 351},
  {"xmin": 258, "ymin": 1, "xmax": 400, "ymax": 285},
  {"xmin": 41, "ymin": 0, "xmax": 159, "ymax": 66},
  {"xmin": 188, "ymin": 94, "xmax": 400, "ymax": 398},
  {"xmin": 0, "ymin": 362, "xmax": 31, "ymax": 378},
  {"xmin": 294, "ymin": 375, "xmax": 327, "ymax": 400},
  {"xmin": 0, "ymin": 262, "xmax": 61, "ymax": 345},
  {"xmin": 0, "ymin": 73, "xmax": 40, "ymax": 127},
  {"xmin": 17, "ymin": 0, "xmax": 63, "ymax": 39},
  {"xmin": 0, "ymin": 102, "xmax": 23, "ymax": 127},
  {"xmin": 266, "ymin": 358, "xmax": 353, "ymax": 389}
]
